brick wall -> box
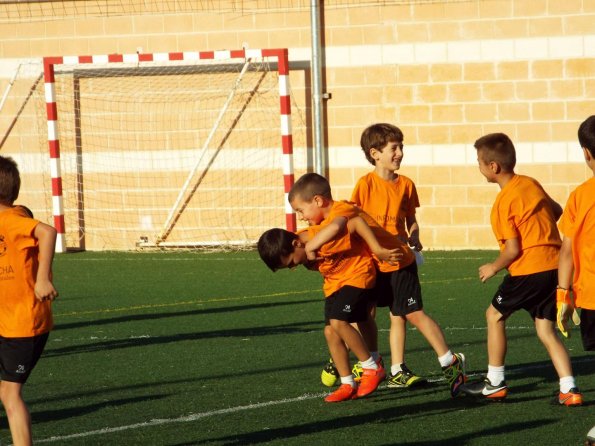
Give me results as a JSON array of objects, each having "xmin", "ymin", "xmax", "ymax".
[{"xmin": 1, "ymin": 0, "xmax": 593, "ymax": 250}]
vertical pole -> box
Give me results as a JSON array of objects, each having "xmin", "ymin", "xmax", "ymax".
[
  {"xmin": 43, "ymin": 57, "xmax": 67, "ymax": 253},
  {"xmin": 275, "ymin": 49, "xmax": 297, "ymax": 232},
  {"xmin": 310, "ymin": 0, "xmax": 326, "ymax": 176}
]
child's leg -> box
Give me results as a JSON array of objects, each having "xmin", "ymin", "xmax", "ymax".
[
  {"xmin": 356, "ymin": 302, "xmax": 378, "ymax": 354},
  {"xmin": 330, "ymin": 319, "xmax": 371, "ymax": 364},
  {"xmin": 406, "ymin": 310, "xmax": 450, "ymax": 357},
  {"xmin": 324, "ymin": 324, "xmax": 351, "ymax": 378},
  {"xmin": 534, "ymin": 317, "xmax": 574, "ymax": 379},
  {"xmin": 0, "ymin": 381, "xmax": 32, "ymax": 446},
  {"xmin": 486, "ymin": 304, "xmax": 507, "ymax": 367},
  {"xmin": 389, "ymin": 313, "xmax": 407, "ymax": 365}
]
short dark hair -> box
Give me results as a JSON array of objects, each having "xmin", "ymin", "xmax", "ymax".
[
  {"xmin": 474, "ymin": 133, "xmax": 516, "ymax": 172},
  {"xmin": 578, "ymin": 115, "xmax": 595, "ymax": 157},
  {"xmin": 0, "ymin": 156, "xmax": 21, "ymax": 205},
  {"xmin": 257, "ymin": 228, "xmax": 298, "ymax": 271},
  {"xmin": 360, "ymin": 123, "xmax": 404, "ymax": 165},
  {"xmin": 288, "ymin": 172, "xmax": 332, "ymax": 203}
]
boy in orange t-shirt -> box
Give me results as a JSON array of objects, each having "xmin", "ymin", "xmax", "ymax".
[
  {"xmin": 0, "ymin": 156, "xmax": 59, "ymax": 445},
  {"xmin": 557, "ymin": 115, "xmax": 595, "ymax": 352},
  {"xmin": 350, "ymin": 123, "xmax": 466, "ymax": 396},
  {"xmin": 462, "ymin": 133, "xmax": 582, "ymax": 407}
]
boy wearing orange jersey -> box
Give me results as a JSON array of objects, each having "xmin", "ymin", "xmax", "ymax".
[
  {"xmin": 463, "ymin": 133, "xmax": 582, "ymax": 406},
  {"xmin": 348, "ymin": 123, "xmax": 466, "ymax": 395},
  {"xmin": 0, "ymin": 156, "xmax": 59, "ymax": 445}
]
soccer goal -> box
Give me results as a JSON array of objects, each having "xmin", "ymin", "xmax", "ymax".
[{"xmin": 42, "ymin": 49, "xmax": 300, "ymax": 252}]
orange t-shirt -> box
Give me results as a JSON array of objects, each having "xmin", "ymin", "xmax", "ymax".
[
  {"xmin": 351, "ymin": 172, "xmax": 419, "ymax": 240},
  {"xmin": 490, "ymin": 174, "xmax": 561, "ymax": 276},
  {"xmin": 309, "ymin": 201, "xmax": 376, "ymax": 297},
  {"xmin": 0, "ymin": 207, "xmax": 53, "ymax": 337},
  {"xmin": 558, "ymin": 176, "xmax": 595, "ymax": 310}
]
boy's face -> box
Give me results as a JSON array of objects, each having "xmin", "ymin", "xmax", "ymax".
[
  {"xmin": 278, "ymin": 240, "xmax": 308, "ymax": 270},
  {"xmin": 290, "ymin": 195, "xmax": 324, "ymax": 226},
  {"xmin": 477, "ymin": 150, "xmax": 497, "ymax": 183},
  {"xmin": 372, "ymin": 140, "xmax": 404, "ymax": 171}
]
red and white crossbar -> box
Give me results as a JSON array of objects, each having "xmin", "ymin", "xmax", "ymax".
[{"xmin": 42, "ymin": 48, "xmax": 296, "ymax": 252}]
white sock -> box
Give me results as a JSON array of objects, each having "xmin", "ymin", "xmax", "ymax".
[
  {"xmin": 559, "ymin": 376, "xmax": 576, "ymax": 393},
  {"xmin": 360, "ymin": 357, "xmax": 378, "ymax": 370},
  {"xmin": 391, "ymin": 363, "xmax": 404, "ymax": 375},
  {"xmin": 438, "ymin": 350, "xmax": 454, "ymax": 368},
  {"xmin": 340, "ymin": 375, "xmax": 356, "ymax": 387},
  {"xmin": 487, "ymin": 365, "xmax": 505, "ymax": 385}
]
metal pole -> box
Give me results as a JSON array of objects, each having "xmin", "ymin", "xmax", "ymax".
[{"xmin": 310, "ymin": 0, "xmax": 326, "ymax": 176}]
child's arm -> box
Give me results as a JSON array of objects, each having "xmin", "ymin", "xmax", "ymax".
[
  {"xmin": 406, "ymin": 215, "xmax": 423, "ymax": 251},
  {"xmin": 33, "ymin": 222, "xmax": 59, "ymax": 302},
  {"xmin": 542, "ymin": 190, "xmax": 563, "ymax": 221},
  {"xmin": 304, "ymin": 216, "xmax": 347, "ymax": 261},
  {"xmin": 348, "ymin": 216, "xmax": 402, "ymax": 264},
  {"xmin": 478, "ymin": 237, "xmax": 520, "ymax": 282},
  {"xmin": 556, "ymin": 236, "xmax": 580, "ymax": 337}
]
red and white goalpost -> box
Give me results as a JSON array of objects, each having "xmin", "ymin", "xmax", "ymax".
[{"xmin": 42, "ymin": 49, "xmax": 298, "ymax": 252}]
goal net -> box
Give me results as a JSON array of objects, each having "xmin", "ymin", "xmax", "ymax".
[{"xmin": 42, "ymin": 49, "xmax": 301, "ymax": 252}]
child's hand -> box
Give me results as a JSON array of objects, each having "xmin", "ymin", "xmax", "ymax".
[
  {"xmin": 478, "ymin": 263, "xmax": 497, "ymax": 282},
  {"xmin": 377, "ymin": 248, "xmax": 403, "ymax": 265},
  {"xmin": 34, "ymin": 280, "xmax": 59, "ymax": 302},
  {"xmin": 306, "ymin": 248, "xmax": 321, "ymax": 262},
  {"xmin": 408, "ymin": 235, "xmax": 423, "ymax": 252}
]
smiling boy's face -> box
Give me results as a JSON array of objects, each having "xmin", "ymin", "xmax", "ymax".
[{"xmin": 290, "ymin": 194, "xmax": 324, "ymax": 226}]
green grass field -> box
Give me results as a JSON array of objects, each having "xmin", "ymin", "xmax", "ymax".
[{"xmin": 5, "ymin": 250, "xmax": 592, "ymax": 445}]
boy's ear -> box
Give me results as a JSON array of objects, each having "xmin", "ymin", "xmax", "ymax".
[
  {"xmin": 489, "ymin": 161, "xmax": 501, "ymax": 174},
  {"xmin": 583, "ymin": 146, "xmax": 592, "ymax": 162},
  {"xmin": 292, "ymin": 238, "xmax": 304, "ymax": 249}
]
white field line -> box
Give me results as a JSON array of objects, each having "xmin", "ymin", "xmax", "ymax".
[{"xmin": 34, "ymin": 355, "xmax": 594, "ymax": 444}]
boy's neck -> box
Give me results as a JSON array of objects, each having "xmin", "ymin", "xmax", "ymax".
[
  {"xmin": 0, "ymin": 203, "xmax": 11, "ymax": 211},
  {"xmin": 495, "ymin": 171, "xmax": 515, "ymax": 189},
  {"xmin": 373, "ymin": 165, "xmax": 398, "ymax": 181}
]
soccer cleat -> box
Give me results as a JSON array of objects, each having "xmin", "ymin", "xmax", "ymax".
[
  {"xmin": 352, "ymin": 355, "xmax": 384, "ymax": 383},
  {"xmin": 462, "ymin": 377, "xmax": 508, "ymax": 401},
  {"xmin": 324, "ymin": 383, "xmax": 357, "ymax": 403},
  {"xmin": 442, "ymin": 352, "xmax": 466, "ymax": 397},
  {"xmin": 387, "ymin": 365, "xmax": 427, "ymax": 389},
  {"xmin": 356, "ymin": 365, "xmax": 386, "ymax": 398},
  {"xmin": 558, "ymin": 387, "xmax": 583, "ymax": 407},
  {"xmin": 321, "ymin": 358, "xmax": 339, "ymax": 387}
]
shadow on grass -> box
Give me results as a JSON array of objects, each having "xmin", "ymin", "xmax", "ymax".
[
  {"xmin": 43, "ymin": 319, "xmax": 322, "ymax": 358},
  {"xmin": 54, "ymin": 298, "xmax": 319, "ymax": 331},
  {"xmin": 190, "ymin": 395, "xmax": 554, "ymax": 446}
]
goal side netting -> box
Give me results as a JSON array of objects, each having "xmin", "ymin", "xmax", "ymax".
[{"xmin": 42, "ymin": 49, "xmax": 300, "ymax": 252}]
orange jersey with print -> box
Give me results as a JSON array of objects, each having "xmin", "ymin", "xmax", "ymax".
[
  {"xmin": 309, "ymin": 201, "xmax": 375, "ymax": 297},
  {"xmin": 490, "ymin": 174, "xmax": 560, "ymax": 276},
  {"xmin": 558, "ymin": 176, "xmax": 595, "ymax": 310},
  {"xmin": 351, "ymin": 172, "xmax": 419, "ymax": 240},
  {"xmin": 0, "ymin": 207, "xmax": 53, "ymax": 337}
]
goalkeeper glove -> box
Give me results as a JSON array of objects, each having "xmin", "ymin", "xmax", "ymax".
[{"xmin": 556, "ymin": 287, "xmax": 581, "ymax": 338}]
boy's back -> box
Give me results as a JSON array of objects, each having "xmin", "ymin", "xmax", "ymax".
[
  {"xmin": 0, "ymin": 207, "xmax": 54, "ymax": 337},
  {"xmin": 491, "ymin": 174, "xmax": 560, "ymax": 276}
]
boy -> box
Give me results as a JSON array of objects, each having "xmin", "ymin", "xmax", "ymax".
[
  {"xmin": 558, "ymin": 114, "xmax": 595, "ymax": 446},
  {"xmin": 0, "ymin": 156, "xmax": 59, "ymax": 445},
  {"xmin": 351, "ymin": 123, "xmax": 466, "ymax": 395},
  {"xmin": 462, "ymin": 133, "xmax": 582, "ymax": 406}
]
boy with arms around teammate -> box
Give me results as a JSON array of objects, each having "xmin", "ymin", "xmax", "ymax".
[
  {"xmin": 463, "ymin": 133, "xmax": 582, "ymax": 406},
  {"xmin": 350, "ymin": 123, "xmax": 466, "ymax": 394},
  {"xmin": 259, "ymin": 173, "xmax": 399, "ymax": 402},
  {"xmin": 0, "ymin": 156, "xmax": 59, "ymax": 445}
]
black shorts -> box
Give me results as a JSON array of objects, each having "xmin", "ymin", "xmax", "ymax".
[
  {"xmin": 580, "ymin": 308, "xmax": 595, "ymax": 351},
  {"xmin": 0, "ymin": 333, "xmax": 49, "ymax": 384},
  {"xmin": 492, "ymin": 269, "xmax": 557, "ymax": 320},
  {"xmin": 388, "ymin": 262, "xmax": 424, "ymax": 316},
  {"xmin": 324, "ymin": 285, "xmax": 371, "ymax": 325},
  {"xmin": 371, "ymin": 270, "xmax": 393, "ymax": 308}
]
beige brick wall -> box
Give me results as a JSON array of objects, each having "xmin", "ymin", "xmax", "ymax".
[{"xmin": 1, "ymin": 0, "xmax": 594, "ymax": 250}]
